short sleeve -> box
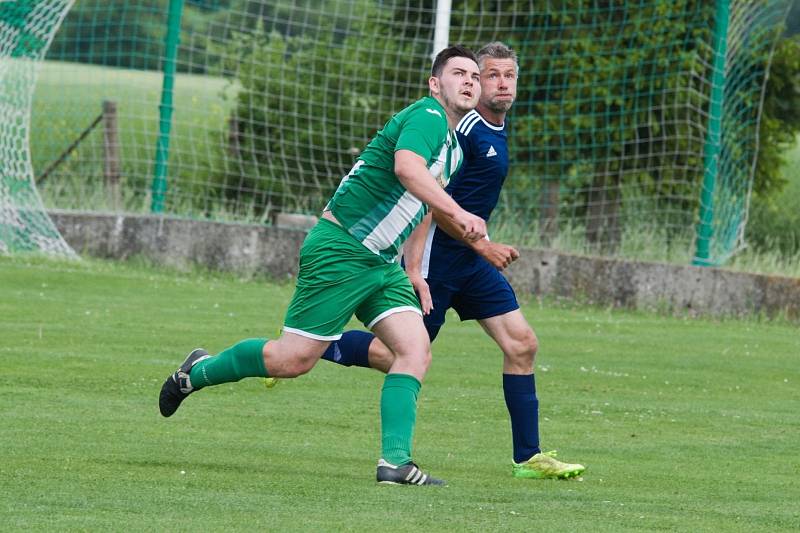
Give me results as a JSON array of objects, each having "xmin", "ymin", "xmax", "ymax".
[
  {"xmin": 395, "ymin": 106, "xmax": 447, "ymax": 161},
  {"xmin": 455, "ymin": 128, "xmax": 476, "ymax": 163}
]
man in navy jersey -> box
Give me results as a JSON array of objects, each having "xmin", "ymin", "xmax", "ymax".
[{"xmin": 313, "ymin": 42, "xmax": 585, "ymax": 480}]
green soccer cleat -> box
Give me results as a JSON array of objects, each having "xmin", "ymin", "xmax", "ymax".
[{"xmin": 512, "ymin": 450, "xmax": 585, "ymax": 479}]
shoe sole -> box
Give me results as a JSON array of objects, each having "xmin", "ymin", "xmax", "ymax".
[
  {"xmin": 158, "ymin": 377, "xmax": 183, "ymax": 418},
  {"xmin": 513, "ymin": 468, "xmax": 585, "ymax": 480},
  {"xmin": 377, "ymin": 480, "xmax": 446, "ymax": 486}
]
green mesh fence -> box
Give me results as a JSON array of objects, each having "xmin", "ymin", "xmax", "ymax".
[{"xmin": 3, "ymin": 0, "xmax": 792, "ymax": 264}]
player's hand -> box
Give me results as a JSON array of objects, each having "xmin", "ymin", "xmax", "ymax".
[
  {"xmin": 454, "ymin": 210, "xmax": 487, "ymax": 242},
  {"xmin": 407, "ymin": 271, "xmax": 433, "ymax": 315},
  {"xmin": 474, "ymin": 241, "xmax": 520, "ymax": 270}
]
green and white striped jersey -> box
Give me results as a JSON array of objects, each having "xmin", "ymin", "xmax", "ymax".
[{"xmin": 326, "ymin": 96, "xmax": 463, "ymax": 262}]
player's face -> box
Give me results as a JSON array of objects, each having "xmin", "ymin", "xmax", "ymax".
[
  {"xmin": 433, "ymin": 56, "xmax": 481, "ymax": 116},
  {"xmin": 479, "ymin": 58, "xmax": 517, "ymax": 113}
]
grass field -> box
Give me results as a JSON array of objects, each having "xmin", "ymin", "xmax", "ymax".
[
  {"xmin": 31, "ymin": 61, "xmax": 234, "ymax": 214},
  {"xmin": 32, "ymin": 60, "xmax": 232, "ymax": 173},
  {"xmin": 1, "ymin": 256, "xmax": 798, "ymax": 531}
]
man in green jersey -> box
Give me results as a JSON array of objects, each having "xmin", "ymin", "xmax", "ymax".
[{"xmin": 159, "ymin": 45, "xmax": 486, "ymax": 486}]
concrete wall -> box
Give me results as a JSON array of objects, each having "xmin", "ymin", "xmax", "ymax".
[
  {"xmin": 51, "ymin": 210, "xmax": 305, "ymax": 278},
  {"xmin": 503, "ymin": 249, "xmax": 800, "ymax": 320},
  {"xmin": 50, "ymin": 211, "xmax": 800, "ymax": 321}
]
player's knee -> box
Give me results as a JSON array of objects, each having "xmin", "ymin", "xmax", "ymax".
[
  {"xmin": 506, "ymin": 329, "xmax": 538, "ymax": 365},
  {"xmin": 370, "ymin": 341, "xmax": 396, "ymax": 371},
  {"xmin": 283, "ymin": 353, "xmax": 318, "ymax": 377},
  {"xmin": 419, "ymin": 347, "xmax": 432, "ymax": 371},
  {"xmin": 527, "ymin": 330, "xmax": 539, "ymax": 360},
  {"xmin": 393, "ymin": 344, "xmax": 431, "ymax": 373},
  {"xmin": 409, "ymin": 348, "xmax": 432, "ymax": 376}
]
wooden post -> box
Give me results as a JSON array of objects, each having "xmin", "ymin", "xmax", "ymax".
[
  {"xmin": 102, "ymin": 100, "xmax": 121, "ymax": 210},
  {"xmin": 539, "ymin": 179, "xmax": 560, "ymax": 246},
  {"xmin": 227, "ymin": 115, "xmax": 240, "ymax": 158}
]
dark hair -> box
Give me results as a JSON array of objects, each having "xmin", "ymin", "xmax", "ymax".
[{"xmin": 431, "ymin": 44, "xmax": 478, "ymax": 77}]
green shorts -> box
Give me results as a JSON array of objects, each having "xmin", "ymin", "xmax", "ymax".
[{"xmin": 283, "ymin": 218, "xmax": 421, "ymax": 340}]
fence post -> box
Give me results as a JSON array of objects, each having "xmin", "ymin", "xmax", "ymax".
[
  {"xmin": 539, "ymin": 179, "xmax": 560, "ymax": 246},
  {"xmin": 102, "ymin": 100, "xmax": 120, "ymax": 210},
  {"xmin": 150, "ymin": 0, "xmax": 184, "ymax": 213},
  {"xmin": 693, "ymin": 0, "xmax": 729, "ymax": 266}
]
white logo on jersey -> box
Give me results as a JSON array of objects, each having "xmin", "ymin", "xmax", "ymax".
[
  {"xmin": 486, "ymin": 145, "xmax": 497, "ymax": 157},
  {"xmin": 425, "ymin": 108, "xmax": 442, "ymax": 117}
]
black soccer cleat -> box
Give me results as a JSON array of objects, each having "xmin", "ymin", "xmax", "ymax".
[
  {"xmin": 158, "ymin": 348, "xmax": 211, "ymax": 417},
  {"xmin": 376, "ymin": 459, "xmax": 446, "ymax": 486}
]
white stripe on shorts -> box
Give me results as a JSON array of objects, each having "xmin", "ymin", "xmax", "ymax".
[
  {"xmin": 282, "ymin": 326, "xmax": 342, "ymax": 341},
  {"xmin": 366, "ymin": 306, "xmax": 422, "ymax": 329}
]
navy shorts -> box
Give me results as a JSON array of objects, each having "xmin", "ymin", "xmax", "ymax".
[{"xmin": 422, "ymin": 259, "xmax": 519, "ymax": 341}]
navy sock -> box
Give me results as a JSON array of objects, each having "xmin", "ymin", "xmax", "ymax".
[
  {"xmin": 503, "ymin": 373, "xmax": 541, "ymax": 463},
  {"xmin": 320, "ymin": 330, "xmax": 374, "ymax": 368}
]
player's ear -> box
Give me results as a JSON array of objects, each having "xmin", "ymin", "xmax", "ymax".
[{"xmin": 428, "ymin": 76, "xmax": 439, "ymax": 95}]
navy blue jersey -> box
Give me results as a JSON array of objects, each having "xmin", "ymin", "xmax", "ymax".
[{"xmin": 421, "ymin": 109, "xmax": 509, "ymax": 279}]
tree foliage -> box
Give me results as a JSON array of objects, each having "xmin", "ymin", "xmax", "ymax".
[
  {"xmin": 746, "ymin": 34, "xmax": 800, "ymax": 256},
  {"xmin": 48, "ymin": 0, "xmax": 217, "ymax": 72},
  {"xmin": 785, "ymin": 0, "xmax": 800, "ymax": 37},
  {"xmin": 754, "ymin": 35, "xmax": 800, "ymax": 197},
  {"xmin": 219, "ymin": 0, "xmax": 429, "ymax": 212}
]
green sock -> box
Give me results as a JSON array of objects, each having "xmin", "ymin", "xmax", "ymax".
[
  {"xmin": 189, "ymin": 338, "xmax": 268, "ymax": 390},
  {"xmin": 380, "ymin": 373, "xmax": 421, "ymax": 466}
]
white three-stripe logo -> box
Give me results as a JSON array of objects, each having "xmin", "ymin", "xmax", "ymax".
[
  {"xmin": 487, "ymin": 145, "xmax": 497, "ymax": 157},
  {"xmin": 405, "ymin": 466, "xmax": 426, "ymax": 484}
]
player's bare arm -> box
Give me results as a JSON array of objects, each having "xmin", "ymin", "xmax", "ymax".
[
  {"xmin": 394, "ymin": 149, "xmax": 486, "ymax": 242},
  {"xmin": 431, "ymin": 210, "xmax": 519, "ymax": 270},
  {"xmin": 402, "ymin": 213, "xmax": 434, "ymax": 314}
]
